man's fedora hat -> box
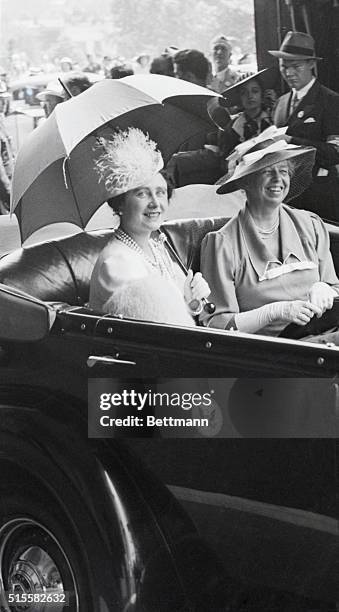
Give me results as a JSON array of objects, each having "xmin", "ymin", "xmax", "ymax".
[{"xmin": 268, "ymin": 31, "xmax": 322, "ymax": 61}]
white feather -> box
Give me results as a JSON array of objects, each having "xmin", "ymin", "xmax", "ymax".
[{"xmin": 95, "ymin": 128, "xmax": 163, "ymax": 195}]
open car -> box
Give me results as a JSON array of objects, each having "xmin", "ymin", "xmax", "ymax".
[
  {"xmin": 1, "ymin": 214, "xmax": 339, "ymax": 379},
  {"xmin": 0, "ymin": 214, "xmax": 339, "ymax": 437},
  {"xmin": 0, "ymin": 215, "xmax": 338, "ymax": 611}
]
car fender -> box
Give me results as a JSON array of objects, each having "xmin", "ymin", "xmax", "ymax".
[{"xmin": 0, "ymin": 384, "xmax": 231, "ymax": 611}]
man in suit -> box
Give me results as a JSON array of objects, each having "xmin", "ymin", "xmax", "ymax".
[
  {"xmin": 209, "ymin": 35, "xmax": 241, "ymax": 94},
  {"xmin": 269, "ymin": 31, "xmax": 339, "ymax": 222}
]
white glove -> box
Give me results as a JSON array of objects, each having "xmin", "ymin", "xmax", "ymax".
[
  {"xmin": 235, "ymin": 299, "xmax": 322, "ymax": 333},
  {"xmin": 184, "ymin": 270, "xmax": 210, "ymax": 304},
  {"xmin": 308, "ymin": 282, "xmax": 337, "ymax": 316}
]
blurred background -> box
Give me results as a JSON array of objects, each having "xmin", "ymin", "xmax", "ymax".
[{"xmin": 0, "ymin": 0, "xmax": 255, "ymax": 72}]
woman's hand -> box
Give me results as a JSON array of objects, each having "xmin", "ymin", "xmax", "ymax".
[
  {"xmin": 184, "ymin": 270, "xmax": 210, "ymax": 303},
  {"xmin": 263, "ymin": 88, "xmax": 278, "ymax": 110},
  {"xmin": 235, "ymin": 300, "xmax": 322, "ymax": 334},
  {"xmin": 309, "ymin": 282, "xmax": 337, "ymax": 316},
  {"xmin": 280, "ymin": 300, "xmax": 322, "ymax": 326}
]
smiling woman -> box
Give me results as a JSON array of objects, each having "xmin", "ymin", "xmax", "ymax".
[
  {"xmin": 220, "ymin": 68, "xmax": 277, "ymax": 157},
  {"xmin": 89, "ymin": 128, "xmax": 210, "ymax": 325},
  {"xmin": 200, "ymin": 137, "xmax": 339, "ymax": 342}
]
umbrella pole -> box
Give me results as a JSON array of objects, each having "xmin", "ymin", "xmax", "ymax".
[
  {"xmin": 157, "ymin": 229, "xmax": 215, "ymax": 316},
  {"xmin": 58, "ymin": 84, "xmax": 89, "ymax": 229}
]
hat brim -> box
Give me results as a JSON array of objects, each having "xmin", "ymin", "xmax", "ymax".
[
  {"xmin": 36, "ymin": 90, "xmax": 64, "ymax": 101},
  {"xmin": 268, "ymin": 50, "xmax": 322, "ymax": 60},
  {"xmin": 222, "ymin": 67, "xmax": 278, "ymax": 106},
  {"xmin": 216, "ymin": 147, "xmax": 315, "ymax": 195}
]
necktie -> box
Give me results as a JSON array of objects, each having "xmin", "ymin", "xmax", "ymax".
[{"xmin": 289, "ymin": 92, "xmax": 299, "ymax": 116}]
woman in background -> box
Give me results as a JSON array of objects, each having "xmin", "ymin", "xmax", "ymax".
[{"xmin": 220, "ymin": 68, "xmax": 277, "ymax": 158}]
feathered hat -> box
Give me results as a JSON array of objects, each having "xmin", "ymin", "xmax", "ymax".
[{"xmin": 95, "ymin": 128, "xmax": 164, "ymax": 197}]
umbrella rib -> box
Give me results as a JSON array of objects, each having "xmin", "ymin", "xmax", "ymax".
[{"xmin": 64, "ymin": 157, "xmax": 86, "ymax": 228}]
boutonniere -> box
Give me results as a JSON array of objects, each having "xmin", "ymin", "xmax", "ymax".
[{"xmin": 297, "ymin": 110, "xmax": 304, "ymax": 119}]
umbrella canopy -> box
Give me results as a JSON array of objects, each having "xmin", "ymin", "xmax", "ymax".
[{"xmin": 11, "ymin": 76, "xmax": 219, "ymax": 242}]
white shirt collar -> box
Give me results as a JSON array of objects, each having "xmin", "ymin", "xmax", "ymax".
[
  {"xmin": 292, "ymin": 77, "xmax": 316, "ymax": 101},
  {"xmin": 215, "ymin": 67, "xmax": 228, "ymax": 78}
]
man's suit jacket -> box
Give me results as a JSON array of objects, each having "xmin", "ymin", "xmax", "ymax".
[
  {"xmin": 273, "ymin": 80, "xmax": 339, "ymax": 222},
  {"xmin": 209, "ymin": 67, "xmax": 240, "ymax": 94},
  {"xmin": 273, "ymin": 79, "xmax": 339, "ymax": 170}
]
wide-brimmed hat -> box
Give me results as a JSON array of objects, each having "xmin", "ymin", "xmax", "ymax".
[
  {"xmin": 216, "ymin": 138, "xmax": 316, "ymax": 201},
  {"xmin": 95, "ymin": 127, "xmax": 164, "ymax": 198},
  {"xmin": 222, "ymin": 67, "xmax": 278, "ymax": 106},
  {"xmin": 36, "ymin": 80, "xmax": 64, "ymax": 101},
  {"xmin": 268, "ymin": 31, "xmax": 322, "ymax": 61}
]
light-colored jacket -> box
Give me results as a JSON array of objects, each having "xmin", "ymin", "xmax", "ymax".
[
  {"xmin": 200, "ymin": 204, "xmax": 339, "ymax": 335},
  {"xmin": 89, "ymin": 237, "xmax": 194, "ymax": 326}
]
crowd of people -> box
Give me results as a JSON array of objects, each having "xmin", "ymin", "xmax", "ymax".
[
  {"xmin": 3, "ymin": 29, "xmax": 339, "ymax": 343},
  {"xmin": 0, "ymin": 34, "xmax": 249, "ymax": 212}
]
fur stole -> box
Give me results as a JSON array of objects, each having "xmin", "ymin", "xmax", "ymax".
[{"xmin": 103, "ymin": 275, "xmax": 195, "ymax": 327}]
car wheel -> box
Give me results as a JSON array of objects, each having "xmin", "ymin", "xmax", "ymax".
[{"xmin": 0, "ymin": 493, "xmax": 89, "ymax": 612}]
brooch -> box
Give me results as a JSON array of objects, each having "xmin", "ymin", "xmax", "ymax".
[{"xmin": 297, "ymin": 110, "xmax": 304, "ymax": 119}]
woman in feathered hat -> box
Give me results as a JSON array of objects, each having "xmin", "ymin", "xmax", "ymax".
[
  {"xmin": 200, "ymin": 136, "xmax": 339, "ymax": 341},
  {"xmin": 89, "ymin": 128, "xmax": 210, "ymax": 325}
]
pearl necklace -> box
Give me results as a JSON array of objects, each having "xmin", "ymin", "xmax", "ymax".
[
  {"xmin": 253, "ymin": 217, "xmax": 280, "ymax": 235},
  {"xmin": 114, "ymin": 228, "xmax": 175, "ymax": 279}
]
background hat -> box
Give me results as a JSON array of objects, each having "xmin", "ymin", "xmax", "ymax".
[
  {"xmin": 36, "ymin": 80, "xmax": 64, "ymax": 101},
  {"xmin": 60, "ymin": 56, "xmax": 73, "ymax": 65},
  {"xmin": 95, "ymin": 128, "xmax": 164, "ymax": 198},
  {"xmin": 210, "ymin": 35, "xmax": 232, "ymax": 51},
  {"xmin": 268, "ymin": 31, "xmax": 322, "ymax": 60},
  {"xmin": 217, "ymin": 139, "xmax": 316, "ymax": 201},
  {"xmin": 222, "ymin": 67, "xmax": 278, "ymax": 105},
  {"xmin": 164, "ymin": 46, "xmax": 180, "ymax": 56}
]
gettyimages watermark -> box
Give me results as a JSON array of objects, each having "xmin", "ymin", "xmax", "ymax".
[
  {"xmin": 88, "ymin": 379, "xmax": 222, "ymax": 438},
  {"xmin": 88, "ymin": 378, "xmax": 339, "ymax": 438}
]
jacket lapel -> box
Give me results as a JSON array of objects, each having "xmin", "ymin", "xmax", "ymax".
[
  {"xmin": 287, "ymin": 80, "xmax": 319, "ymax": 126},
  {"xmin": 274, "ymin": 81, "xmax": 320, "ymax": 128},
  {"xmin": 273, "ymin": 92, "xmax": 291, "ymax": 127}
]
